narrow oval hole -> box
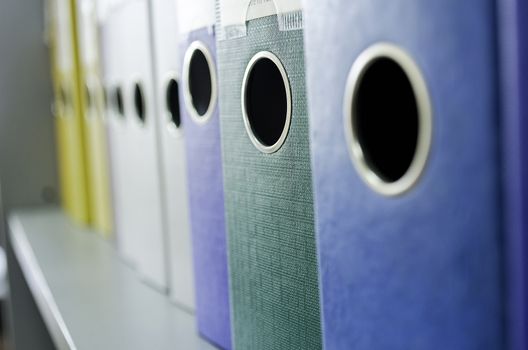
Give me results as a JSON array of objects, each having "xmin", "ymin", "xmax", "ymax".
[
  {"xmin": 166, "ymin": 78, "xmax": 181, "ymax": 128},
  {"xmin": 134, "ymin": 82, "xmax": 146, "ymax": 123},
  {"xmin": 102, "ymin": 86, "xmax": 108, "ymax": 111},
  {"xmin": 187, "ymin": 47, "xmax": 213, "ymax": 117},
  {"xmin": 85, "ymin": 84, "xmax": 93, "ymax": 112},
  {"xmin": 59, "ymin": 85, "xmax": 69, "ymax": 112},
  {"xmin": 242, "ymin": 52, "xmax": 290, "ymax": 153},
  {"xmin": 352, "ymin": 57, "xmax": 419, "ymax": 183},
  {"xmin": 113, "ymin": 86, "xmax": 124, "ymax": 117}
]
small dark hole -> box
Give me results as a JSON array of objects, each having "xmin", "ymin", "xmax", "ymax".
[
  {"xmin": 244, "ymin": 56, "xmax": 288, "ymax": 147},
  {"xmin": 113, "ymin": 86, "xmax": 124, "ymax": 117},
  {"xmin": 166, "ymin": 79, "xmax": 181, "ymax": 128},
  {"xmin": 352, "ymin": 57, "xmax": 419, "ymax": 183},
  {"xmin": 59, "ymin": 86, "xmax": 69, "ymax": 111},
  {"xmin": 134, "ymin": 82, "xmax": 146, "ymax": 123},
  {"xmin": 188, "ymin": 47, "xmax": 212, "ymax": 117},
  {"xmin": 85, "ymin": 84, "xmax": 93, "ymax": 111},
  {"xmin": 102, "ymin": 86, "xmax": 108, "ymax": 110}
]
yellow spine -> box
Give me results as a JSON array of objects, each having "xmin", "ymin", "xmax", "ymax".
[
  {"xmin": 51, "ymin": 0, "xmax": 90, "ymax": 225},
  {"xmin": 74, "ymin": 0, "xmax": 113, "ymax": 236},
  {"xmin": 81, "ymin": 67, "xmax": 113, "ymax": 236}
]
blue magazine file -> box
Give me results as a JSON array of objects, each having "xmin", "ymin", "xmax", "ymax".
[{"xmin": 303, "ymin": 0, "xmax": 505, "ymax": 348}]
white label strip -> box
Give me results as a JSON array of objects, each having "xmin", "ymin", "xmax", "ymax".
[
  {"xmin": 246, "ymin": 0, "xmax": 276, "ymax": 22},
  {"xmin": 217, "ymin": 0, "xmax": 303, "ymax": 40}
]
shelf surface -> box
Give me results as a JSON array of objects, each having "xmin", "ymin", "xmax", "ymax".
[{"xmin": 8, "ymin": 206, "xmax": 217, "ymax": 350}]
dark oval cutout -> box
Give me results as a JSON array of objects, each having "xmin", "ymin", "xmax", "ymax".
[
  {"xmin": 134, "ymin": 82, "xmax": 146, "ymax": 123},
  {"xmin": 244, "ymin": 57, "xmax": 288, "ymax": 147},
  {"xmin": 113, "ymin": 86, "xmax": 124, "ymax": 117},
  {"xmin": 59, "ymin": 86, "xmax": 69, "ymax": 111},
  {"xmin": 85, "ymin": 84, "xmax": 93, "ymax": 112},
  {"xmin": 102, "ymin": 86, "xmax": 108, "ymax": 111},
  {"xmin": 166, "ymin": 79, "xmax": 181, "ymax": 128},
  {"xmin": 352, "ymin": 57, "xmax": 419, "ymax": 183},
  {"xmin": 188, "ymin": 48, "xmax": 212, "ymax": 117}
]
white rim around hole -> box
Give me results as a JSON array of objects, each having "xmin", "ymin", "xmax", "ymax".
[
  {"xmin": 182, "ymin": 41, "xmax": 217, "ymax": 125},
  {"xmin": 241, "ymin": 51, "xmax": 292, "ymax": 154},
  {"xmin": 343, "ymin": 43, "xmax": 433, "ymax": 197}
]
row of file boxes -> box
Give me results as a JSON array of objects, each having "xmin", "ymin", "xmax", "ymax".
[{"xmin": 46, "ymin": 0, "xmax": 528, "ymax": 348}]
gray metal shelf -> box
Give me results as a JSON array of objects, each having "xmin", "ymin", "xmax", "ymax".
[{"xmin": 7, "ymin": 206, "xmax": 217, "ymax": 350}]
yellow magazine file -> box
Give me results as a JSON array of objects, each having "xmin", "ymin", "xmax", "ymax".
[
  {"xmin": 76, "ymin": 0, "xmax": 113, "ymax": 236},
  {"xmin": 49, "ymin": 0, "xmax": 90, "ymax": 225}
]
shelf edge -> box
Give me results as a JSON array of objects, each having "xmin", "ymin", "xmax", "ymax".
[{"xmin": 8, "ymin": 213, "xmax": 77, "ymax": 350}]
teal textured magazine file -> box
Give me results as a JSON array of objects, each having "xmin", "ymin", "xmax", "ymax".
[{"xmin": 218, "ymin": 15, "xmax": 322, "ymax": 350}]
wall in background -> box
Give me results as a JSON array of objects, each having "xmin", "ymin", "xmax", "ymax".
[
  {"xmin": 0, "ymin": 1, "xmax": 58, "ymax": 348},
  {"xmin": 0, "ymin": 0, "xmax": 58, "ymax": 210}
]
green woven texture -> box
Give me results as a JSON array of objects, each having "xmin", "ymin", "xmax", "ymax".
[{"xmin": 218, "ymin": 16, "xmax": 322, "ymax": 350}]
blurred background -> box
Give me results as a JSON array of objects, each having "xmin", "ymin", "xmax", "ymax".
[{"xmin": 0, "ymin": 0, "xmax": 58, "ymax": 348}]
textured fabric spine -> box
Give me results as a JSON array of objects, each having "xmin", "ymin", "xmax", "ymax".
[{"xmin": 217, "ymin": 16, "xmax": 322, "ymax": 350}]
